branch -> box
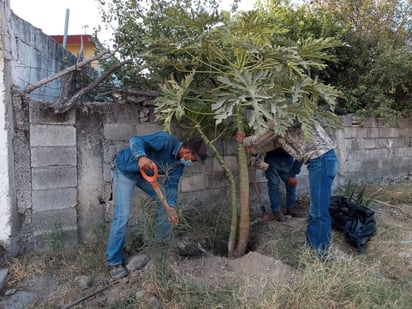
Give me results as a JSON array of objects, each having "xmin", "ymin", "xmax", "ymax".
[
  {"xmin": 24, "ymin": 49, "xmax": 114, "ymax": 94},
  {"xmin": 373, "ymin": 199, "xmax": 412, "ymax": 219},
  {"xmin": 51, "ymin": 72, "xmax": 77, "ymax": 110},
  {"xmin": 113, "ymin": 88, "xmax": 159, "ymax": 97},
  {"xmin": 52, "ymin": 59, "xmax": 133, "ymax": 114}
]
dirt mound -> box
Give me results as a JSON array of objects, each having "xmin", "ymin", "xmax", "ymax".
[{"xmin": 171, "ymin": 251, "xmax": 300, "ymax": 300}]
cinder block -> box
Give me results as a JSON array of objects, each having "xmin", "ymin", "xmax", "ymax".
[
  {"xmin": 395, "ymin": 146, "xmax": 411, "ymax": 156},
  {"xmin": 399, "ymin": 128, "xmax": 412, "ymax": 138},
  {"xmin": 212, "ymin": 156, "xmax": 238, "ymax": 172},
  {"xmin": 375, "ymin": 138, "xmax": 407, "ymax": 149},
  {"xmin": 213, "ymin": 156, "xmax": 239, "ymax": 173},
  {"xmin": 350, "ymin": 138, "xmax": 364, "ymax": 150},
  {"xmin": 346, "ymin": 161, "xmax": 362, "ymax": 172},
  {"xmin": 338, "ymin": 115, "xmax": 352, "ymax": 127},
  {"xmin": 224, "ymin": 141, "xmax": 238, "ymax": 156},
  {"xmin": 103, "ymin": 104, "xmax": 141, "ymax": 123},
  {"xmin": 364, "ymin": 148, "xmax": 388, "ymax": 160},
  {"xmin": 103, "ymin": 123, "xmax": 136, "ymax": 141},
  {"xmin": 32, "ymin": 166, "xmax": 77, "ymax": 190},
  {"xmin": 135, "ymin": 123, "xmax": 163, "ymax": 136},
  {"xmin": 367, "ymin": 128, "xmax": 379, "ymax": 138},
  {"xmin": 32, "ymin": 228, "xmax": 78, "ymax": 252},
  {"xmin": 178, "ymin": 187, "xmax": 230, "ymax": 210},
  {"xmin": 345, "ymin": 148, "xmax": 362, "ymax": 161},
  {"xmin": 207, "ymin": 172, "xmax": 227, "ymax": 189},
  {"xmin": 103, "ymin": 141, "xmax": 128, "ymax": 163},
  {"xmin": 378, "ymin": 128, "xmax": 400, "ymax": 138},
  {"xmin": 31, "ymin": 147, "xmax": 76, "ymax": 167},
  {"xmin": 103, "ymin": 163, "xmax": 113, "ymax": 183},
  {"xmin": 29, "ymin": 104, "xmax": 75, "ymax": 125},
  {"xmin": 361, "ymin": 117, "xmax": 376, "ymax": 128},
  {"xmin": 32, "ymin": 208, "xmax": 77, "ymax": 234},
  {"xmin": 343, "ymin": 127, "xmax": 357, "ymax": 138},
  {"xmin": 366, "ymin": 168, "xmax": 391, "ymax": 181},
  {"xmin": 396, "ymin": 118, "xmax": 412, "ymax": 129},
  {"xmin": 30, "ymin": 125, "xmax": 76, "ymax": 147},
  {"xmin": 212, "ymin": 139, "xmax": 224, "ymax": 155},
  {"xmin": 359, "ymin": 160, "xmax": 379, "ymax": 171},
  {"xmin": 355, "ymin": 128, "xmax": 368, "ymax": 138},
  {"xmin": 180, "ymin": 174, "xmax": 208, "ymax": 192},
  {"xmin": 32, "ymin": 188, "xmax": 77, "ymax": 212},
  {"xmin": 364, "ymin": 139, "xmax": 376, "ymax": 149}
]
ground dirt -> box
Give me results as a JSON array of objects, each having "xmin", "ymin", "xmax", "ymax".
[{"xmin": 1, "ymin": 177, "xmax": 411, "ymax": 308}]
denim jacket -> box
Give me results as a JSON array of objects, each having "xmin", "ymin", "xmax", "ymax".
[
  {"xmin": 266, "ymin": 148, "xmax": 303, "ymax": 177},
  {"xmin": 243, "ymin": 122, "xmax": 335, "ymax": 164},
  {"xmin": 114, "ymin": 131, "xmax": 184, "ymax": 207}
]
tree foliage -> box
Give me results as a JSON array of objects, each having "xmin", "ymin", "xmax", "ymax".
[
  {"xmin": 290, "ymin": 0, "xmax": 412, "ymax": 119},
  {"xmin": 96, "ymin": 0, "xmax": 344, "ymax": 257}
]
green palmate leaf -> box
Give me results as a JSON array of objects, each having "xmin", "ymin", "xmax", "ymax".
[
  {"xmin": 154, "ymin": 70, "xmax": 195, "ymax": 132},
  {"xmin": 297, "ymin": 37, "xmax": 342, "ymax": 62}
]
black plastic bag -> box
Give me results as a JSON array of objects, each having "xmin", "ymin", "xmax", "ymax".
[{"xmin": 329, "ymin": 195, "xmax": 377, "ymax": 253}]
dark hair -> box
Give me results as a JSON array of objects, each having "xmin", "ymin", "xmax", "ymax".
[{"xmin": 184, "ymin": 137, "xmax": 207, "ymax": 163}]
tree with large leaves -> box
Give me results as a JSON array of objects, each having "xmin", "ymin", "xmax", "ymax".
[{"xmin": 98, "ymin": 0, "xmax": 343, "ymax": 257}]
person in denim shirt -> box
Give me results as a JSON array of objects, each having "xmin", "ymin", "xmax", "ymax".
[
  {"xmin": 106, "ymin": 131, "xmax": 207, "ymax": 278},
  {"xmin": 235, "ymin": 121, "xmax": 338, "ymax": 260},
  {"xmin": 264, "ymin": 148, "xmax": 303, "ymax": 222}
]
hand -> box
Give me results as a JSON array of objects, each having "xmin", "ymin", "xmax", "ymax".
[
  {"xmin": 167, "ymin": 207, "xmax": 179, "ymax": 226},
  {"xmin": 287, "ymin": 177, "xmax": 297, "ymax": 188},
  {"xmin": 138, "ymin": 156, "xmax": 154, "ymax": 171},
  {"xmin": 234, "ymin": 132, "xmax": 245, "ymax": 143}
]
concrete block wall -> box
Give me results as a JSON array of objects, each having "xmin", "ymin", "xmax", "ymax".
[
  {"xmin": 29, "ymin": 105, "xmax": 78, "ymax": 250},
  {"xmin": 3, "ymin": 1, "xmax": 412, "ymax": 254},
  {"xmin": 24, "ymin": 103, "xmax": 412, "ymax": 253},
  {"xmin": 9, "ymin": 11, "xmax": 76, "ymax": 101},
  {"xmin": 1, "ymin": 3, "xmax": 78, "ymax": 253},
  {"xmin": 11, "ymin": 100, "xmax": 412, "ymax": 253},
  {"xmin": 98, "ymin": 103, "xmax": 237, "ymax": 221},
  {"xmin": 336, "ymin": 115, "xmax": 412, "ymax": 187}
]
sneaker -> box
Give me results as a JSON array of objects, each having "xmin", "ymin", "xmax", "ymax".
[
  {"xmin": 273, "ymin": 210, "xmax": 286, "ymax": 222},
  {"xmin": 286, "ymin": 208, "xmax": 308, "ymax": 218},
  {"xmin": 108, "ymin": 264, "xmax": 128, "ymax": 279}
]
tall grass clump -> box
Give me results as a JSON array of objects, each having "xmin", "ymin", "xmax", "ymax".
[{"xmin": 264, "ymin": 247, "xmax": 412, "ymax": 309}]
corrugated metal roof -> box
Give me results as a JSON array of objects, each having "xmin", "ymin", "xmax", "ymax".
[{"xmin": 50, "ymin": 34, "xmax": 94, "ymax": 45}]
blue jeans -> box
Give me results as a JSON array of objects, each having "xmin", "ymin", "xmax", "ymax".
[
  {"xmin": 264, "ymin": 152, "xmax": 296, "ymax": 212},
  {"xmin": 106, "ymin": 168, "xmax": 171, "ymax": 266},
  {"xmin": 306, "ymin": 150, "xmax": 338, "ymax": 257}
]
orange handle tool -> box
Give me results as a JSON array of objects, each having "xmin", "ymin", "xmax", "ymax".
[{"xmin": 140, "ymin": 163, "xmax": 177, "ymax": 225}]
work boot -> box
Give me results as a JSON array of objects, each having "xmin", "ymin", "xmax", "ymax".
[
  {"xmin": 108, "ymin": 264, "xmax": 128, "ymax": 279},
  {"xmin": 286, "ymin": 208, "xmax": 308, "ymax": 218},
  {"xmin": 272, "ymin": 210, "xmax": 286, "ymax": 222}
]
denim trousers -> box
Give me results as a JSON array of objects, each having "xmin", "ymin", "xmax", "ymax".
[
  {"xmin": 306, "ymin": 149, "xmax": 338, "ymax": 256},
  {"xmin": 106, "ymin": 168, "xmax": 170, "ymax": 266},
  {"xmin": 264, "ymin": 153, "xmax": 296, "ymax": 212}
]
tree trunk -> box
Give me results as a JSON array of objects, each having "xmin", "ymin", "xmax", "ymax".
[
  {"xmin": 232, "ymin": 114, "xmax": 250, "ymax": 258},
  {"xmin": 194, "ymin": 126, "xmax": 238, "ymax": 256}
]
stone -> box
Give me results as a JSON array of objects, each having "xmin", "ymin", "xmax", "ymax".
[{"xmin": 126, "ymin": 253, "xmax": 150, "ymax": 272}]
